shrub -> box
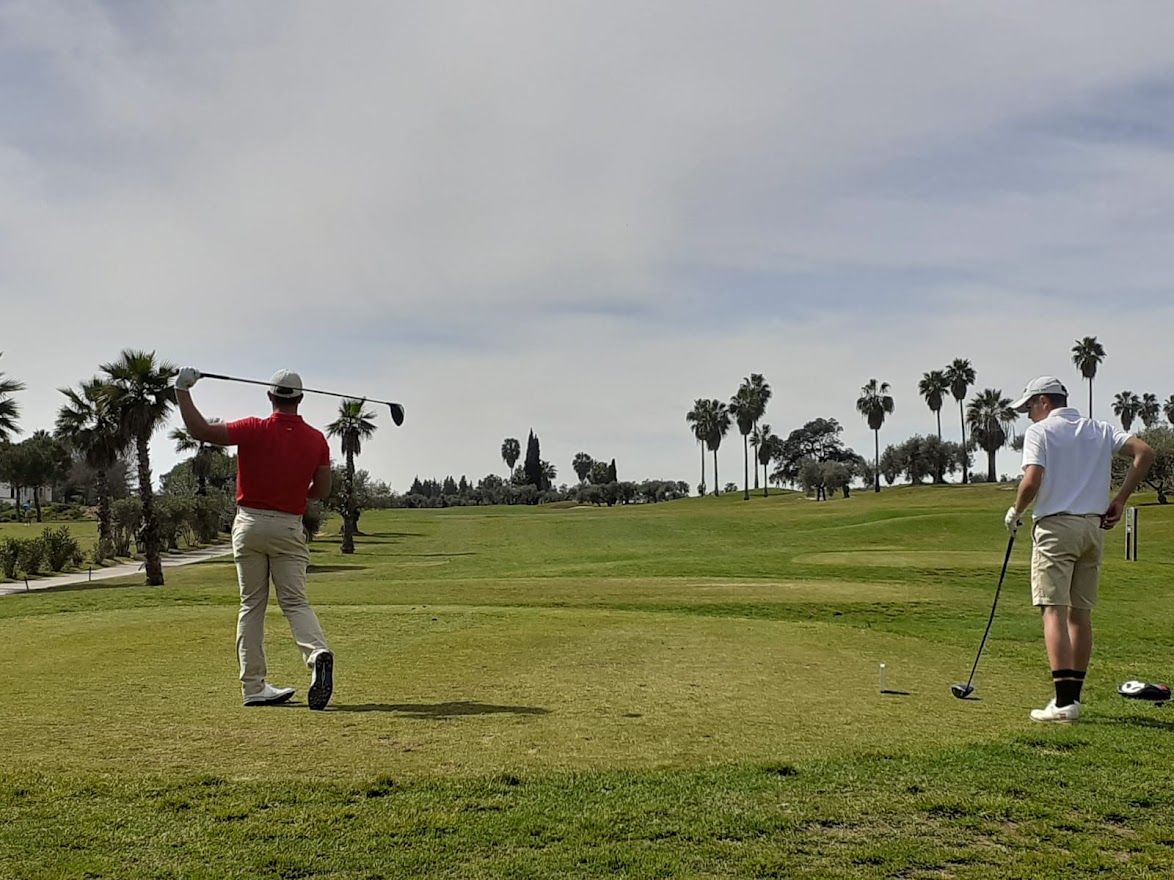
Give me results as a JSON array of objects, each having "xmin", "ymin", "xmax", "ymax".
[
  {"xmin": 17, "ymin": 538, "xmax": 46, "ymax": 576},
  {"xmin": 191, "ymin": 494, "xmax": 231, "ymax": 543},
  {"xmin": 0, "ymin": 538, "xmax": 19, "ymax": 579},
  {"xmin": 41, "ymin": 526, "xmax": 81, "ymax": 572},
  {"xmin": 111, "ymin": 497, "xmax": 142, "ymax": 557},
  {"xmin": 157, "ymin": 495, "xmax": 193, "ymax": 550}
]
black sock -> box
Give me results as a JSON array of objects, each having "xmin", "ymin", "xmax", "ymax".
[
  {"xmin": 1052, "ymin": 669, "xmax": 1081, "ymax": 708},
  {"xmin": 1071, "ymin": 669, "xmax": 1086, "ymax": 702}
]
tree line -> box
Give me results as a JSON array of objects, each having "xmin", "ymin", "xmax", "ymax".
[
  {"xmin": 0, "ymin": 350, "xmax": 386, "ymax": 584},
  {"xmin": 685, "ymin": 337, "xmax": 1174, "ymax": 501}
]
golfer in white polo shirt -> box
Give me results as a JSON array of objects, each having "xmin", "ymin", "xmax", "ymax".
[{"xmin": 1005, "ymin": 376, "xmax": 1153, "ymax": 723}]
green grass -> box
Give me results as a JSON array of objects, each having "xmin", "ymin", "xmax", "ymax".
[
  {"xmin": 3, "ymin": 486, "xmax": 1174, "ymax": 878},
  {"xmin": 0, "ymin": 519, "xmax": 98, "ymax": 544}
]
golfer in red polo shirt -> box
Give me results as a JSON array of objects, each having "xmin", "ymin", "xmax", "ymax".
[{"xmin": 175, "ymin": 367, "xmax": 335, "ymax": 710}]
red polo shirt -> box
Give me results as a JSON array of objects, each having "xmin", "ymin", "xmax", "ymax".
[{"xmin": 226, "ymin": 413, "xmax": 330, "ymax": 515}]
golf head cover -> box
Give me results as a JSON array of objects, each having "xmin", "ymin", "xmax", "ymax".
[{"xmin": 1118, "ymin": 680, "xmax": 1171, "ymax": 701}]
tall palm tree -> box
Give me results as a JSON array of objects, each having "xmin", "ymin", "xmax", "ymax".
[
  {"xmin": 685, "ymin": 399, "xmax": 709, "ymax": 494},
  {"xmin": 327, "ymin": 399, "xmax": 378, "ymax": 554},
  {"xmin": 101, "ymin": 349, "xmax": 177, "ymax": 586},
  {"xmin": 0, "ymin": 352, "xmax": 24, "ymax": 443},
  {"xmin": 1139, "ymin": 393, "xmax": 1160, "ymax": 429},
  {"xmin": 501, "ymin": 438, "xmax": 520, "ymax": 482},
  {"xmin": 944, "ymin": 358, "xmax": 976, "ymax": 483},
  {"xmin": 1164, "ymin": 394, "xmax": 1174, "ymax": 427},
  {"xmin": 918, "ymin": 370, "xmax": 949, "ymax": 442},
  {"xmin": 856, "ymin": 379, "xmax": 894, "ymax": 492},
  {"xmin": 56, "ymin": 378, "xmax": 126, "ymax": 550},
  {"xmin": 1112, "ymin": 391, "xmax": 1141, "ymax": 432},
  {"xmin": 1071, "ymin": 336, "xmax": 1106, "ymax": 417},
  {"xmin": 170, "ymin": 427, "xmax": 227, "ymax": 496},
  {"xmin": 755, "ymin": 424, "xmax": 777, "ymax": 498},
  {"xmin": 744, "ymin": 373, "xmax": 771, "ymax": 489},
  {"xmin": 966, "ymin": 389, "xmax": 1017, "ymax": 483},
  {"xmin": 698, "ymin": 398, "xmax": 731, "ymax": 496},
  {"xmin": 729, "ymin": 383, "xmax": 758, "ymax": 501}
]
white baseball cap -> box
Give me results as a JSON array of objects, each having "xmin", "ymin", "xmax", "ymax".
[
  {"xmin": 268, "ymin": 369, "xmax": 304, "ymax": 399},
  {"xmin": 1011, "ymin": 376, "xmax": 1068, "ymax": 412}
]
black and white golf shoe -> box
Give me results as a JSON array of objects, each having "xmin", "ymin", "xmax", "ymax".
[{"xmin": 308, "ymin": 650, "xmax": 334, "ymax": 711}]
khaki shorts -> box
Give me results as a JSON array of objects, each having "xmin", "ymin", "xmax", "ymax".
[{"xmin": 1031, "ymin": 514, "xmax": 1104, "ymax": 609}]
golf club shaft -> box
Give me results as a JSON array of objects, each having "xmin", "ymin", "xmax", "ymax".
[
  {"xmin": 199, "ymin": 372, "xmax": 404, "ymax": 414},
  {"xmin": 960, "ymin": 532, "xmax": 1017, "ymax": 693}
]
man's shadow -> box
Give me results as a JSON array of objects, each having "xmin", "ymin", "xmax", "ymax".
[{"xmin": 331, "ymin": 701, "xmax": 550, "ymax": 719}]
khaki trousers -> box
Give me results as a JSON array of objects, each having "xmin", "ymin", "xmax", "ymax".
[{"xmin": 232, "ymin": 507, "xmax": 329, "ymax": 697}]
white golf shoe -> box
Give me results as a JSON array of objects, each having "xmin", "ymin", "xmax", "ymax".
[
  {"xmin": 243, "ymin": 683, "xmax": 296, "ymax": 706},
  {"xmin": 1030, "ymin": 699, "xmax": 1081, "ymax": 723}
]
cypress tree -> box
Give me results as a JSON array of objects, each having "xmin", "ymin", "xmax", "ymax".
[
  {"xmin": 524, "ymin": 430, "xmax": 542, "ymax": 488},
  {"xmin": 607, "ymin": 458, "xmax": 618, "ymax": 482}
]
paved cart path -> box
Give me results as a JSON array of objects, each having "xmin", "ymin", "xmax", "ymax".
[{"xmin": 0, "ymin": 544, "xmax": 233, "ymax": 596}]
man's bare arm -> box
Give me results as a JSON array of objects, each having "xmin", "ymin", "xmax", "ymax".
[
  {"xmin": 307, "ymin": 465, "xmax": 332, "ymax": 500},
  {"xmin": 1102, "ymin": 437, "xmax": 1154, "ymax": 529},
  {"xmin": 176, "ymin": 390, "xmax": 231, "ymax": 446},
  {"xmin": 1013, "ymin": 464, "xmax": 1044, "ymax": 515}
]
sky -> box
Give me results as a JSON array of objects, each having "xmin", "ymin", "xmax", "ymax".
[{"xmin": 3, "ymin": 1, "xmax": 1174, "ymax": 492}]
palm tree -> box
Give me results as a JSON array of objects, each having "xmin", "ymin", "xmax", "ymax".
[
  {"xmin": 755, "ymin": 424, "xmax": 777, "ymax": 498},
  {"xmin": 572, "ymin": 452, "xmax": 594, "ymax": 484},
  {"xmin": 729, "ymin": 383, "xmax": 758, "ymax": 501},
  {"xmin": 1164, "ymin": 395, "xmax": 1174, "ymax": 427},
  {"xmin": 0, "ymin": 352, "xmax": 24, "ymax": 443},
  {"xmin": 56, "ymin": 378, "xmax": 126, "ymax": 550},
  {"xmin": 1139, "ymin": 393, "xmax": 1160, "ymax": 429},
  {"xmin": 744, "ymin": 373, "xmax": 771, "ymax": 489},
  {"xmin": 1071, "ymin": 336, "xmax": 1106, "ymax": 417},
  {"xmin": 918, "ymin": 370, "xmax": 949, "ymax": 442},
  {"xmin": 944, "ymin": 358, "xmax": 976, "ymax": 483},
  {"xmin": 501, "ymin": 438, "xmax": 520, "ymax": 482},
  {"xmin": 327, "ymin": 399, "xmax": 378, "ymax": 554},
  {"xmin": 856, "ymin": 379, "xmax": 894, "ymax": 492},
  {"xmin": 1112, "ymin": 391, "xmax": 1141, "ymax": 432},
  {"xmin": 685, "ymin": 399, "xmax": 709, "ymax": 494},
  {"xmin": 101, "ymin": 349, "xmax": 177, "ymax": 586},
  {"xmin": 540, "ymin": 461, "xmax": 558, "ymax": 487},
  {"xmin": 695, "ymin": 398, "xmax": 731, "ymax": 496},
  {"xmin": 966, "ymin": 389, "xmax": 1017, "ymax": 483},
  {"xmin": 170, "ymin": 427, "xmax": 226, "ymax": 496}
]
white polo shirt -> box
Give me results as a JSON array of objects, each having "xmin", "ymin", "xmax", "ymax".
[{"xmin": 1020, "ymin": 408, "xmax": 1130, "ymax": 520}]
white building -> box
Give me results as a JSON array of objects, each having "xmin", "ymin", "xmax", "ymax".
[{"xmin": 0, "ymin": 482, "xmax": 53, "ymax": 507}]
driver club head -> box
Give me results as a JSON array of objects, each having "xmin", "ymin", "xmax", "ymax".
[
  {"xmin": 388, "ymin": 403, "xmax": 405, "ymax": 426},
  {"xmin": 950, "ymin": 683, "xmax": 975, "ymax": 700}
]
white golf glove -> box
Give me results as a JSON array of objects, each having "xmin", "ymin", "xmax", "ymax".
[
  {"xmin": 175, "ymin": 367, "xmax": 201, "ymax": 391},
  {"xmin": 1004, "ymin": 505, "xmax": 1023, "ymax": 536}
]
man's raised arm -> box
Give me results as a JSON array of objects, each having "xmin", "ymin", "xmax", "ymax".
[{"xmin": 175, "ymin": 367, "xmax": 231, "ymax": 446}]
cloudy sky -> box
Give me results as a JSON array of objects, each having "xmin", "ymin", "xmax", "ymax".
[{"xmin": 3, "ymin": 1, "xmax": 1174, "ymax": 491}]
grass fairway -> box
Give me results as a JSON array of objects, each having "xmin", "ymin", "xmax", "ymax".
[
  {"xmin": 0, "ymin": 520, "xmax": 99, "ymax": 544},
  {"xmin": 3, "ymin": 486, "xmax": 1174, "ymax": 878}
]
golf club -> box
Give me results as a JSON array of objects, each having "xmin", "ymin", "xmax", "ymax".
[
  {"xmin": 950, "ymin": 532, "xmax": 1016, "ymax": 700},
  {"xmin": 196, "ymin": 372, "xmax": 405, "ymax": 426}
]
